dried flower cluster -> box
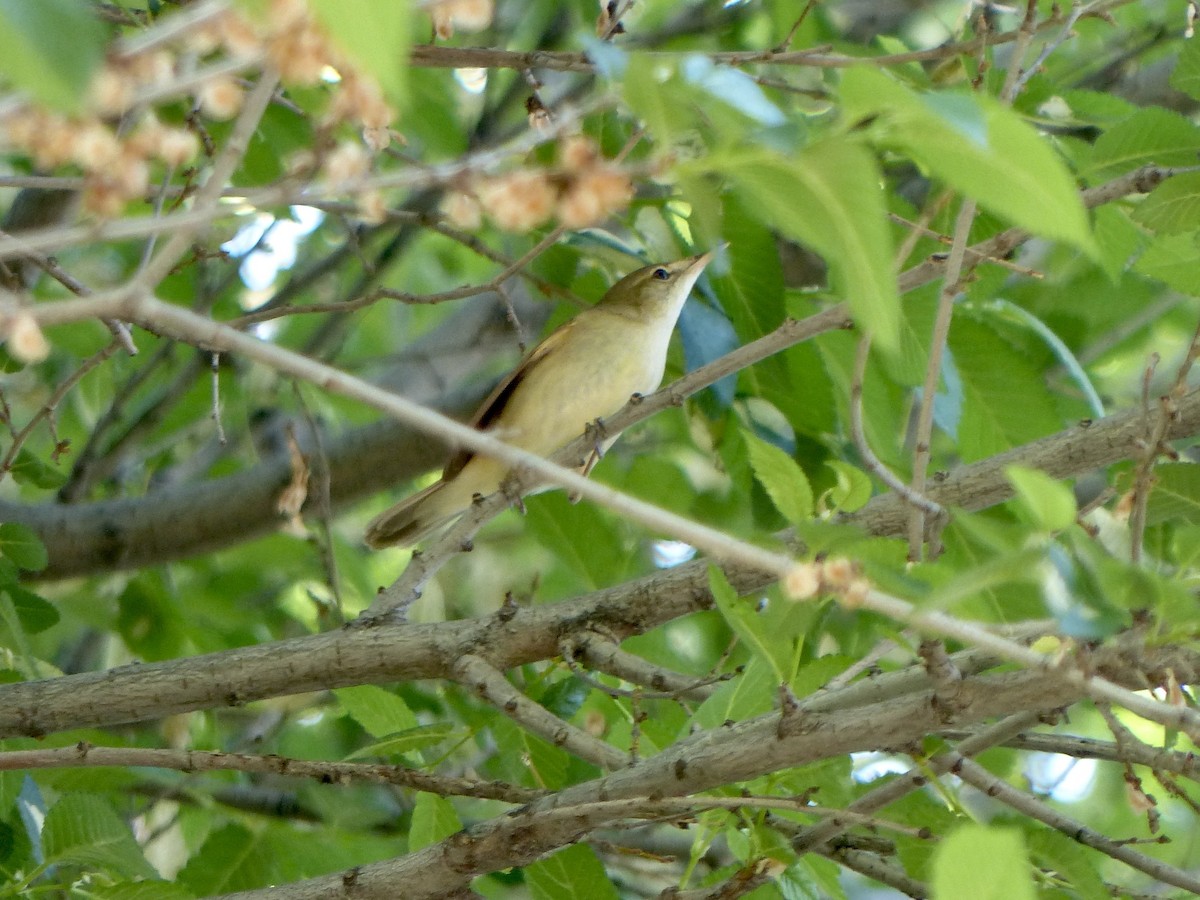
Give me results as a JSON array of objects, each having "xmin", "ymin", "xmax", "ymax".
[
  {"xmin": 442, "ymin": 136, "xmax": 633, "ymax": 233},
  {"xmin": 783, "ymin": 557, "xmax": 870, "ymax": 606},
  {"xmin": 0, "ymin": 0, "xmax": 397, "ymax": 219}
]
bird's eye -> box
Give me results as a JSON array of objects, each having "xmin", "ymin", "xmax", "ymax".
[{"xmin": 653, "ymin": 267, "xmax": 670, "ymax": 280}]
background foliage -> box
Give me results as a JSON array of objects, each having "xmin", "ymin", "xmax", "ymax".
[{"xmin": 1, "ymin": 0, "xmax": 1200, "ymax": 897}]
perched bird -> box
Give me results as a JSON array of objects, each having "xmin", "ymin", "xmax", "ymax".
[{"xmin": 365, "ymin": 250, "xmax": 716, "ymax": 548}]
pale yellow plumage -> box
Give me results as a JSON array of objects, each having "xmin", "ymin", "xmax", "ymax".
[{"xmin": 365, "ymin": 250, "xmax": 715, "ymax": 548}]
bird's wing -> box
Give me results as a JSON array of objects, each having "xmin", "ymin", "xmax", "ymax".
[{"xmin": 441, "ymin": 319, "xmax": 578, "ymax": 480}]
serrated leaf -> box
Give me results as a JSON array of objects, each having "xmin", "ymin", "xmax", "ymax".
[
  {"xmin": 1147, "ymin": 463, "xmax": 1200, "ymax": 525},
  {"xmin": 1131, "ymin": 172, "xmax": 1200, "ymax": 234},
  {"xmin": 1134, "ymin": 231, "xmax": 1200, "ymax": 295},
  {"xmin": 335, "ymin": 685, "xmax": 418, "ymax": 738},
  {"xmin": 1092, "ymin": 204, "xmax": 1144, "ymax": 280},
  {"xmin": 716, "ymin": 139, "xmax": 899, "ymax": 351},
  {"xmin": 840, "ymin": 67, "xmax": 1095, "ymax": 257},
  {"xmin": 1172, "ymin": 37, "xmax": 1200, "ymax": 102},
  {"xmin": 526, "ymin": 843, "xmax": 619, "ymax": 900},
  {"xmin": 1089, "ymin": 107, "xmax": 1200, "ymax": 179},
  {"xmin": 0, "ymin": 0, "xmax": 108, "ymax": 113},
  {"xmin": 409, "ymin": 791, "xmax": 461, "ymax": 852},
  {"xmin": 932, "ymin": 825, "xmax": 1034, "ymax": 900},
  {"xmin": 951, "ymin": 316, "xmax": 1062, "ymax": 461},
  {"xmin": 744, "ymin": 431, "xmax": 813, "ymax": 525},
  {"xmin": 43, "ymin": 794, "xmax": 155, "ymax": 879},
  {"xmin": 0, "ymin": 523, "xmax": 47, "ymax": 572}
]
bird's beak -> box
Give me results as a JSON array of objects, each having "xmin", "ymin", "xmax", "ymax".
[{"xmin": 685, "ymin": 243, "xmax": 723, "ymax": 273}]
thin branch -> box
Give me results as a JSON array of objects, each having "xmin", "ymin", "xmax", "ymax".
[
  {"xmin": 952, "ymin": 756, "xmax": 1199, "ymax": 893},
  {"xmin": 453, "ymin": 653, "xmax": 629, "ymax": 770},
  {"xmin": 0, "ymin": 742, "xmax": 541, "ymax": 803}
]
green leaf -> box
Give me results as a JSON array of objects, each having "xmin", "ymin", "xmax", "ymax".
[
  {"xmin": 335, "ymin": 685, "xmax": 418, "ymax": 738},
  {"xmin": 117, "ymin": 575, "xmax": 185, "ymax": 661},
  {"xmin": 178, "ymin": 825, "xmax": 272, "ymax": 894},
  {"xmin": 4, "ymin": 586, "xmax": 59, "ymax": 635},
  {"xmin": 950, "ymin": 316, "xmax": 1062, "ymax": 461},
  {"xmin": 1027, "ymin": 829, "xmax": 1107, "ymax": 900},
  {"xmin": 744, "ymin": 431, "xmax": 813, "ymax": 525},
  {"xmin": 1005, "ymin": 466, "xmax": 1076, "ymax": 532},
  {"xmin": 1147, "ymin": 463, "xmax": 1200, "ymax": 525},
  {"xmin": 931, "ymin": 824, "xmax": 1035, "ymax": 900},
  {"xmin": 307, "ymin": 0, "xmax": 412, "ymax": 103},
  {"xmin": 718, "ymin": 139, "xmax": 898, "ymax": 351},
  {"xmin": 8, "ymin": 449, "xmax": 68, "ymax": 489},
  {"xmin": 711, "ymin": 195, "xmax": 785, "ymax": 342},
  {"xmin": 1089, "ymin": 108, "xmax": 1200, "ymax": 179},
  {"xmin": 1092, "ymin": 204, "xmax": 1144, "ymax": 280},
  {"xmin": 347, "ymin": 723, "xmax": 462, "ymax": 760},
  {"xmin": 622, "ymin": 53, "xmax": 697, "ymax": 146},
  {"xmin": 1131, "ymin": 172, "xmax": 1200, "ymax": 234},
  {"xmin": 822, "ymin": 461, "xmax": 871, "ymax": 513},
  {"xmin": 0, "ymin": 523, "xmax": 47, "ymax": 572},
  {"xmin": 1171, "ymin": 36, "xmax": 1200, "ymax": 102},
  {"xmin": 0, "ymin": 0, "xmax": 108, "ymax": 113},
  {"xmin": 409, "ymin": 791, "xmax": 461, "ymax": 852},
  {"xmin": 526, "ymin": 843, "xmax": 619, "ymax": 900},
  {"xmin": 693, "ymin": 653, "xmax": 777, "ymax": 729},
  {"xmin": 709, "ymin": 565, "xmax": 788, "ymax": 682},
  {"xmin": 840, "ymin": 67, "xmax": 1095, "ymax": 257},
  {"xmin": 1134, "ymin": 231, "xmax": 1200, "ymax": 295},
  {"xmin": 43, "ymin": 794, "xmax": 156, "ymax": 879}
]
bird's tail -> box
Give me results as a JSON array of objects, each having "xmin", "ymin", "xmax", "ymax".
[{"xmin": 364, "ymin": 480, "xmax": 462, "ymax": 549}]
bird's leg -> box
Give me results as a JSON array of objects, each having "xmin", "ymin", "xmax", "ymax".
[
  {"xmin": 570, "ymin": 416, "xmax": 612, "ymax": 503},
  {"xmin": 498, "ymin": 472, "xmax": 528, "ymax": 515}
]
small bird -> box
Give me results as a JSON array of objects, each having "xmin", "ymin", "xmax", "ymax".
[{"xmin": 365, "ymin": 249, "xmax": 716, "ymax": 548}]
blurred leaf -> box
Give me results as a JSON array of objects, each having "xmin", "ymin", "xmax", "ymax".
[
  {"xmin": 409, "ymin": 791, "xmax": 461, "ymax": 852},
  {"xmin": 1171, "ymin": 36, "xmax": 1200, "ymax": 101},
  {"xmin": 931, "ymin": 825, "xmax": 1034, "ymax": 900},
  {"xmin": 0, "ymin": 524, "xmax": 47, "ymax": 572},
  {"xmin": 308, "ymin": 0, "xmax": 412, "ymax": 102},
  {"xmin": 336, "ymin": 685, "xmax": 418, "ymax": 738},
  {"xmin": 43, "ymin": 793, "xmax": 156, "ymax": 879},
  {"xmin": 117, "ymin": 575, "xmax": 185, "ymax": 661},
  {"xmin": 8, "ymin": 449, "xmax": 68, "ymax": 489},
  {"xmin": 1147, "ymin": 463, "xmax": 1200, "ymax": 524},
  {"xmin": 1134, "ymin": 231, "xmax": 1200, "ymax": 295},
  {"xmin": 178, "ymin": 825, "xmax": 271, "ymax": 894},
  {"xmin": 526, "ymin": 843, "xmax": 619, "ymax": 900},
  {"xmin": 3, "ymin": 586, "xmax": 58, "ymax": 635},
  {"xmin": 681, "ymin": 54, "xmax": 784, "ymax": 126},
  {"xmin": 1131, "ymin": 172, "xmax": 1200, "ymax": 234},
  {"xmin": 1005, "ymin": 466, "xmax": 1076, "ymax": 532},
  {"xmin": 0, "ymin": 0, "xmax": 107, "ymax": 113},
  {"xmin": 716, "ymin": 138, "xmax": 898, "ymax": 351},
  {"xmin": 1088, "ymin": 107, "xmax": 1200, "ymax": 179},
  {"xmin": 840, "ymin": 67, "xmax": 1095, "ymax": 256},
  {"xmin": 348, "ymin": 723, "xmax": 462, "ymax": 760}
]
